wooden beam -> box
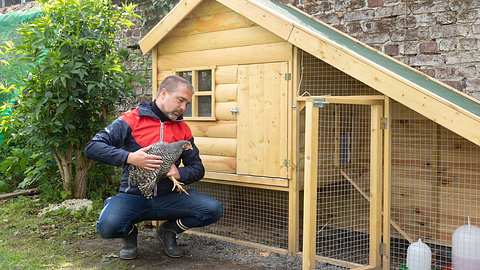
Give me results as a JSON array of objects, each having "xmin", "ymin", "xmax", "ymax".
[
  {"xmin": 383, "ymin": 97, "xmax": 392, "ymax": 270},
  {"xmin": 195, "ymin": 137, "xmax": 236, "ymax": 157},
  {"xmin": 151, "ymin": 48, "xmax": 158, "ymax": 97},
  {"xmin": 156, "ymin": 25, "xmax": 283, "ymax": 55},
  {"xmin": 187, "ymin": 120, "xmax": 237, "ymax": 138},
  {"xmin": 215, "ymin": 84, "xmax": 238, "ymax": 102},
  {"xmin": 204, "ymin": 171, "xmax": 288, "ymax": 187},
  {"xmin": 302, "ymin": 101, "xmax": 319, "ymax": 270},
  {"xmin": 288, "ymin": 46, "xmax": 299, "ymax": 255},
  {"xmin": 139, "ymin": 0, "xmax": 203, "ymax": 54},
  {"xmin": 186, "ymin": 230, "xmax": 289, "ymax": 254},
  {"xmin": 296, "ymin": 95, "xmax": 385, "ymax": 105},
  {"xmin": 202, "ymin": 179, "xmax": 289, "ymax": 191},
  {"xmin": 340, "ymin": 170, "xmax": 413, "ymax": 243},
  {"xmin": 369, "ymin": 104, "xmax": 383, "ymax": 268},
  {"xmin": 157, "ymin": 42, "xmax": 292, "ymax": 70}
]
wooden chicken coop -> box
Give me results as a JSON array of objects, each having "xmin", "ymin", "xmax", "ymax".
[{"xmin": 139, "ymin": 0, "xmax": 480, "ymax": 269}]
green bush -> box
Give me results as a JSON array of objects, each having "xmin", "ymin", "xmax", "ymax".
[{"xmin": 6, "ymin": 0, "xmax": 138, "ymax": 198}]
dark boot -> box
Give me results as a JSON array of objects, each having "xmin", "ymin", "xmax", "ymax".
[
  {"xmin": 156, "ymin": 222, "xmax": 184, "ymax": 258},
  {"xmin": 119, "ymin": 226, "xmax": 138, "ymax": 260}
]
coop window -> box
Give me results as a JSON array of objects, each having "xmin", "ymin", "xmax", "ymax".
[{"xmin": 176, "ymin": 67, "xmax": 215, "ymax": 121}]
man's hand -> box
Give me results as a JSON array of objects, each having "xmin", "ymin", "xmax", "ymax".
[
  {"xmin": 127, "ymin": 145, "xmax": 163, "ymax": 170},
  {"xmin": 166, "ymin": 164, "xmax": 180, "ymax": 179}
]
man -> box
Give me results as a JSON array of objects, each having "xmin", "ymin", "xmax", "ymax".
[{"xmin": 85, "ymin": 75, "xmax": 223, "ymax": 260}]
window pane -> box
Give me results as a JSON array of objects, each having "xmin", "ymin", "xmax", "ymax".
[
  {"xmin": 197, "ymin": 70, "xmax": 211, "ymax": 91},
  {"xmin": 177, "ymin": 71, "xmax": 192, "ymax": 84},
  {"xmin": 197, "ymin": 96, "xmax": 212, "ymax": 117},
  {"xmin": 184, "ymin": 102, "xmax": 192, "ymax": 117}
]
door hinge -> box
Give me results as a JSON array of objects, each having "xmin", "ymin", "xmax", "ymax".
[
  {"xmin": 283, "ymin": 159, "xmax": 290, "ymax": 168},
  {"xmin": 381, "ymin": 117, "xmax": 389, "ymax": 130},
  {"xmin": 284, "ymin": 73, "xmax": 292, "ymax": 81}
]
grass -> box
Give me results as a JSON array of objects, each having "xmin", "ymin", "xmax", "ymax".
[{"xmin": 0, "ymin": 196, "xmax": 109, "ymax": 269}]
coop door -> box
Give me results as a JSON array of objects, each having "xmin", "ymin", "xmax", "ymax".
[{"xmin": 236, "ymin": 62, "xmax": 289, "ymax": 178}]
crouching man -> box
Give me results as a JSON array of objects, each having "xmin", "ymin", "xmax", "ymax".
[{"xmin": 85, "ymin": 75, "xmax": 223, "ymax": 259}]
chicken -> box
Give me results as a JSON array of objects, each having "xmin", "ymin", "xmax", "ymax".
[{"xmin": 128, "ymin": 140, "xmax": 192, "ymax": 199}]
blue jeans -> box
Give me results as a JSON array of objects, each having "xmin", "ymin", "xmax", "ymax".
[{"xmin": 96, "ymin": 189, "xmax": 223, "ymax": 238}]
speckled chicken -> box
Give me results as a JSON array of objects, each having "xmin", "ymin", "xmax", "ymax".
[{"xmin": 128, "ymin": 140, "xmax": 192, "ymax": 199}]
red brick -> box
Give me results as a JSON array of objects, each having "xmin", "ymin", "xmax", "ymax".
[{"xmin": 368, "ymin": 0, "xmax": 384, "ymax": 8}]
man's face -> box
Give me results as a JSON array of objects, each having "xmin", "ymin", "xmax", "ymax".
[{"xmin": 156, "ymin": 83, "xmax": 193, "ymax": 120}]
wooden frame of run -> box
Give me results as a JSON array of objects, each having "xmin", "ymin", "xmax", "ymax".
[{"xmin": 300, "ymin": 96, "xmax": 385, "ymax": 270}]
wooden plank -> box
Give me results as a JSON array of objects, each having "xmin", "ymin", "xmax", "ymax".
[
  {"xmin": 152, "ymin": 48, "xmax": 158, "ymax": 97},
  {"xmin": 236, "ymin": 62, "xmax": 289, "ymax": 178},
  {"xmin": 215, "ymin": 101, "xmax": 237, "ymax": 121},
  {"xmin": 139, "ymin": 0, "xmax": 203, "ymax": 53},
  {"xmin": 157, "ymin": 70, "xmax": 174, "ymax": 82},
  {"xmin": 237, "ymin": 65, "xmax": 250, "ymax": 176},
  {"xmin": 201, "ymin": 155, "xmax": 236, "ymax": 173},
  {"xmin": 296, "ymin": 95, "xmax": 385, "ymax": 105},
  {"xmin": 216, "ymin": 65, "xmax": 238, "ymax": 84},
  {"xmin": 202, "ymin": 179, "xmax": 289, "ymax": 191},
  {"xmin": 302, "ymin": 101, "xmax": 319, "ymax": 270},
  {"xmin": 157, "ymin": 25, "xmax": 284, "ymax": 55},
  {"xmin": 217, "ymin": 0, "xmax": 294, "ymax": 40},
  {"xmin": 167, "ymin": 11, "xmax": 255, "ymax": 38},
  {"xmin": 383, "ymin": 97, "xmax": 392, "ymax": 270},
  {"xmin": 187, "ymin": 120, "xmax": 237, "ymax": 138},
  {"xmin": 157, "ymin": 42, "xmax": 292, "ymax": 70},
  {"xmin": 250, "ymin": 64, "xmax": 264, "ymax": 175},
  {"xmin": 195, "ymin": 137, "xmax": 236, "ymax": 157},
  {"xmin": 288, "ymin": 26, "xmax": 480, "ymax": 146},
  {"xmin": 215, "ymin": 84, "xmax": 238, "ymax": 102},
  {"xmin": 185, "ymin": 0, "xmax": 229, "ymax": 19},
  {"xmin": 186, "ymin": 230, "xmax": 289, "ymax": 254},
  {"xmin": 288, "ymin": 46, "xmax": 298, "ymax": 255},
  {"xmin": 369, "ymin": 104, "xmax": 383, "ymax": 267},
  {"xmin": 204, "ymin": 171, "xmax": 288, "ymax": 187}
]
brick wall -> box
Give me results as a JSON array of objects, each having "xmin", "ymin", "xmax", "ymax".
[
  {"xmin": 3, "ymin": 1, "xmax": 479, "ymax": 99},
  {"xmin": 283, "ymin": 0, "xmax": 480, "ymax": 99}
]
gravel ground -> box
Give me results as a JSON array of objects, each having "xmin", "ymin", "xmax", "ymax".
[{"xmin": 76, "ymin": 227, "xmax": 304, "ymax": 270}]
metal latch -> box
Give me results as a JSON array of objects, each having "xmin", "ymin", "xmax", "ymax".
[
  {"xmin": 230, "ymin": 107, "xmax": 240, "ymax": 114},
  {"xmin": 313, "ymin": 98, "xmax": 327, "ymax": 108}
]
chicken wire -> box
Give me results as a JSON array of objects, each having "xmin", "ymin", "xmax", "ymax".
[
  {"xmin": 314, "ymin": 104, "xmax": 371, "ymax": 267},
  {"xmin": 389, "ymin": 101, "xmax": 480, "ymax": 270},
  {"xmin": 297, "ymin": 50, "xmax": 377, "ymax": 97},
  {"xmin": 191, "ymin": 182, "xmax": 289, "ymax": 249}
]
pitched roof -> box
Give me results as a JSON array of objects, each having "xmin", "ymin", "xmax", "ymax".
[{"xmin": 139, "ymin": 0, "xmax": 480, "ymax": 146}]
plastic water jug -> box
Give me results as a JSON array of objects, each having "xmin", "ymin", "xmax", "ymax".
[
  {"xmin": 452, "ymin": 218, "xmax": 480, "ymax": 270},
  {"xmin": 407, "ymin": 239, "xmax": 431, "ymax": 270}
]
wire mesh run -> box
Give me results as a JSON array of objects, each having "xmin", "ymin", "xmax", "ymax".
[
  {"xmin": 390, "ymin": 101, "xmax": 480, "ymax": 270},
  {"xmin": 314, "ymin": 104, "xmax": 371, "ymax": 267},
  {"xmin": 297, "ymin": 50, "xmax": 378, "ymax": 97},
  {"xmin": 192, "ymin": 182, "xmax": 289, "ymax": 249}
]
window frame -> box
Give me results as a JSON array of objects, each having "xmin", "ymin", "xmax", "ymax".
[{"xmin": 175, "ymin": 66, "xmax": 216, "ymax": 121}]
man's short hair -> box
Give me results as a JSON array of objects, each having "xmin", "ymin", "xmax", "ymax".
[{"xmin": 157, "ymin": 75, "xmax": 194, "ymax": 96}]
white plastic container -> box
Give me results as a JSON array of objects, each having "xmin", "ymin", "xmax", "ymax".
[
  {"xmin": 407, "ymin": 239, "xmax": 432, "ymax": 270},
  {"xmin": 452, "ymin": 218, "xmax": 480, "ymax": 270}
]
